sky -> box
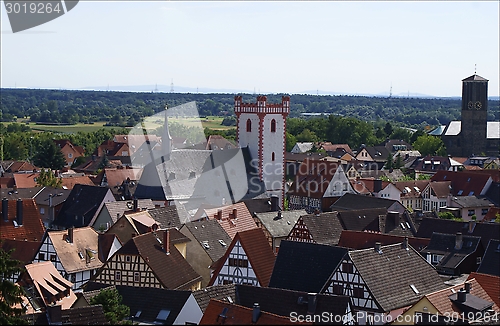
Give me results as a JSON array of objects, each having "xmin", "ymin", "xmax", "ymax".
[{"xmin": 1, "ymin": 1, "xmax": 499, "ymax": 97}]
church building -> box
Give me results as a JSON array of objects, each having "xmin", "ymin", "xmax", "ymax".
[{"xmin": 435, "ymin": 74, "xmax": 499, "ymax": 157}]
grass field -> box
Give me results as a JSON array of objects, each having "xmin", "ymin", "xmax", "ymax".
[{"xmin": 3, "ymin": 116, "xmax": 234, "ymax": 134}]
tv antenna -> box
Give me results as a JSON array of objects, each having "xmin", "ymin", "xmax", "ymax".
[
  {"xmin": 474, "ymin": 63, "xmax": 477, "ymax": 75},
  {"xmin": 389, "ymin": 83, "xmax": 392, "ymax": 98},
  {"xmin": 170, "ymin": 79, "xmax": 174, "ymax": 93}
]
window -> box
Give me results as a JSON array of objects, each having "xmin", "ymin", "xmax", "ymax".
[
  {"xmin": 50, "ymin": 255, "xmax": 57, "ymax": 262},
  {"xmin": 271, "ymin": 119, "xmax": 276, "ymax": 132},
  {"xmin": 468, "ymin": 210, "xmax": 475, "ymax": 216},
  {"xmin": 333, "ymin": 284, "xmax": 343, "ymax": 295},
  {"xmin": 229, "ymin": 257, "xmax": 249, "ymax": 268},
  {"xmin": 432, "ymin": 254, "xmax": 443, "ymax": 263},
  {"xmin": 352, "ymin": 286, "xmax": 364, "ymax": 298},
  {"xmin": 481, "ymin": 208, "xmax": 488, "ymax": 215},
  {"xmin": 272, "ymin": 152, "xmax": 275, "ymax": 161},
  {"xmin": 476, "ymin": 257, "xmax": 482, "ymax": 264},
  {"xmin": 343, "ymin": 183, "xmax": 348, "ymax": 191},
  {"xmin": 68, "ymin": 153, "xmax": 73, "ymax": 158},
  {"xmin": 70, "ymin": 274, "xmax": 76, "ymax": 283},
  {"xmin": 115, "ymin": 271, "xmax": 121, "ymax": 281},
  {"xmin": 40, "ymin": 207, "xmax": 45, "ymax": 215},
  {"xmin": 246, "ymin": 119, "xmax": 252, "ymax": 132},
  {"xmin": 125, "ymin": 255, "xmax": 131, "ymax": 262},
  {"xmin": 342, "ymin": 262, "xmax": 353, "ymax": 273},
  {"xmin": 39, "ymin": 253, "xmax": 45, "ymax": 261},
  {"xmin": 134, "ymin": 272, "xmax": 140, "ymax": 282}
]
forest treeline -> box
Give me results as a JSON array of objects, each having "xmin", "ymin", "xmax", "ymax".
[{"xmin": 1, "ymin": 88, "xmax": 499, "ymax": 129}]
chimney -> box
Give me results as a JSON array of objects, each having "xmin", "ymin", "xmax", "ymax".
[
  {"xmin": 46, "ymin": 304, "xmax": 62, "ymax": 324},
  {"xmin": 68, "ymin": 227, "xmax": 74, "ymax": 244},
  {"xmin": 252, "ymin": 303, "xmax": 261, "ymax": 323},
  {"xmin": 232, "ymin": 208, "xmax": 237, "ymax": 219},
  {"xmin": 388, "ymin": 211, "xmax": 399, "ymax": 225},
  {"xmin": 307, "ymin": 293, "xmax": 317, "ymax": 314},
  {"xmin": 16, "ymin": 198, "xmax": 23, "ymax": 226},
  {"xmin": 457, "ymin": 289, "xmax": 467, "ymax": 302},
  {"xmin": 468, "ymin": 220, "xmax": 476, "ymax": 233},
  {"xmin": 274, "ymin": 210, "xmax": 282, "ymax": 220},
  {"xmin": 164, "ymin": 229, "xmax": 170, "ymax": 255},
  {"xmin": 455, "ymin": 232, "xmax": 463, "ymax": 250},
  {"xmin": 402, "ymin": 237, "xmax": 409, "ymax": 250},
  {"xmin": 13, "ymin": 185, "xmax": 18, "ymax": 193},
  {"xmin": 117, "ymin": 213, "xmax": 120, "ymax": 221},
  {"xmin": 374, "ymin": 242, "xmax": 382, "ymax": 253},
  {"xmin": 374, "ymin": 179, "xmax": 382, "ymax": 193},
  {"xmin": 270, "ymin": 196, "xmax": 279, "ymax": 212},
  {"xmin": 465, "ymin": 282, "xmax": 472, "ymax": 293},
  {"xmin": 217, "ymin": 209, "xmax": 223, "ymax": 220},
  {"xmin": 2, "ymin": 197, "xmax": 8, "ymax": 222},
  {"xmin": 133, "ymin": 198, "xmax": 138, "ymax": 212}
]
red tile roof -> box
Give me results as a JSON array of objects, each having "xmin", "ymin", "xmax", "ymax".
[
  {"xmin": 7, "ymin": 161, "xmax": 38, "ymax": 173},
  {"xmin": 1, "ymin": 239, "xmax": 41, "ymax": 264},
  {"xmin": 199, "ymin": 299, "xmax": 301, "ymax": 325},
  {"xmin": 468, "ymin": 272, "xmax": 500, "ymax": 308},
  {"xmin": 13, "ymin": 173, "xmax": 38, "ymax": 188},
  {"xmin": 0, "ymin": 199, "xmax": 45, "ymax": 242},
  {"xmin": 288, "ymin": 158, "xmax": 341, "ymax": 198},
  {"xmin": 203, "ymin": 202, "xmax": 257, "ymax": 239},
  {"xmin": 431, "ymin": 170, "xmax": 492, "ymax": 196},
  {"xmin": 337, "ymin": 230, "xmax": 430, "ymax": 251},
  {"xmin": 61, "ymin": 175, "xmax": 95, "ymax": 189},
  {"xmin": 209, "ymin": 228, "xmax": 276, "ymax": 287},
  {"xmin": 103, "ymin": 168, "xmax": 143, "ymax": 188}
]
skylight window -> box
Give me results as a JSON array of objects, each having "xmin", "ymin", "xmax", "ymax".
[
  {"xmin": 400, "ymin": 223, "xmax": 406, "ymax": 230},
  {"xmin": 457, "ymin": 190, "xmax": 463, "ymax": 195},
  {"xmin": 218, "ymin": 240, "xmax": 227, "ymax": 247},
  {"xmin": 410, "ymin": 284, "xmax": 419, "ymax": 294},
  {"xmin": 468, "ymin": 191, "xmax": 474, "ymax": 196},
  {"xmin": 201, "ymin": 241, "xmax": 210, "ymax": 249},
  {"xmin": 156, "ymin": 309, "xmax": 171, "ymax": 321}
]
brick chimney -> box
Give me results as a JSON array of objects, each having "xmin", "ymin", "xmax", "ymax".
[
  {"xmin": 374, "ymin": 242, "xmax": 382, "ymax": 253},
  {"xmin": 401, "ymin": 237, "xmax": 409, "ymax": 250},
  {"xmin": 232, "ymin": 208, "xmax": 237, "ymax": 219},
  {"xmin": 216, "ymin": 209, "xmax": 223, "ymax": 220},
  {"xmin": 307, "ymin": 293, "xmax": 317, "ymax": 315},
  {"xmin": 68, "ymin": 227, "xmax": 74, "ymax": 244},
  {"xmin": 2, "ymin": 197, "xmax": 8, "ymax": 222},
  {"xmin": 133, "ymin": 198, "xmax": 138, "ymax": 212}
]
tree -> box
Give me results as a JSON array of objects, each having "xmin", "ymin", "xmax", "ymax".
[
  {"xmin": 394, "ymin": 154, "xmax": 403, "ymax": 169},
  {"xmin": 36, "ymin": 168, "xmax": 62, "ymax": 188},
  {"xmin": 384, "ymin": 122, "xmax": 393, "ymax": 137},
  {"xmin": 32, "ymin": 139, "xmax": 66, "ymax": 170},
  {"xmin": 89, "ymin": 288, "xmax": 130, "ymax": 325},
  {"xmin": 385, "ymin": 154, "xmax": 394, "ymax": 170},
  {"xmin": 0, "ymin": 247, "xmax": 28, "ymax": 325},
  {"xmin": 412, "ymin": 134, "xmax": 447, "ymax": 156}
]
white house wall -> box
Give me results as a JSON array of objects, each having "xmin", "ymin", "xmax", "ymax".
[
  {"xmin": 214, "ymin": 240, "xmax": 259, "ymax": 286},
  {"xmin": 174, "ymin": 294, "xmax": 203, "ymax": 325}
]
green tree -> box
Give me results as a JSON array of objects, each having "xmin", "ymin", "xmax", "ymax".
[
  {"xmin": 394, "ymin": 154, "xmax": 403, "ymax": 169},
  {"xmin": 384, "ymin": 122, "xmax": 393, "ymax": 137},
  {"xmin": 285, "ymin": 132, "xmax": 297, "ymax": 152},
  {"xmin": 89, "ymin": 288, "xmax": 130, "ymax": 325},
  {"xmin": 385, "ymin": 154, "xmax": 394, "ymax": 170},
  {"xmin": 32, "ymin": 139, "xmax": 66, "ymax": 170},
  {"xmin": 0, "ymin": 247, "xmax": 28, "ymax": 325},
  {"xmin": 412, "ymin": 134, "xmax": 447, "ymax": 156},
  {"xmin": 36, "ymin": 168, "xmax": 62, "ymax": 188},
  {"xmin": 296, "ymin": 128, "xmax": 318, "ymax": 142}
]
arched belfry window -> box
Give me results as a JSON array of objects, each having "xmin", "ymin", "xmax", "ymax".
[
  {"xmin": 246, "ymin": 119, "xmax": 252, "ymax": 132},
  {"xmin": 271, "ymin": 119, "xmax": 276, "ymax": 132},
  {"xmin": 272, "ymin": 152, "xmax": 275, "ymax": 161}
]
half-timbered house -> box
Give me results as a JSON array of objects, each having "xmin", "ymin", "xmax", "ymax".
[
  {"xmin": 33, "ymin": 227, "xmax": 103, "ymax": 289},
  {"xmin": 326, "ymin": 241, "xmax": 446, "ymax": 324},
  {"xmin": 92, "ymin": 229, "xmax": 202, "ymax": 290},
  {"xmin": 208, "ymin": 228, "xmax": 275, "ymax": 287},
  {"xmin": 287, "ymin": 211, "xmax": 344, "ymax": 246}
]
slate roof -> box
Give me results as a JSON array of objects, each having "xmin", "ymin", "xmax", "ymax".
[
  {"xmin": 0, "ymin": 198, "xmax": 45, "ymax": 242},
  {"xmin": 183, "ymin": 219, "xmax": 232, "ymax": 262},
  {"xmin": 202, "ymin": 202, "xmax": 258, "ymax": 239},
  {"xmin": 379, "ymin": 211, "xmax": 417, "ymax": 237},
  {"xmin": 362, "ymin": 145, "xmax": 391, "ymax": 162},
  {"xmin": 450, "ymin": 196, "xmax": 494, "ymax": 208},
  {"xmin": 47, "ymin": 227, "xmax": 103, "ymax": 273},
  {"xmin": 268, "ymin": 240, "xmax": 348, "ymax": 293},
  {"xmin": 61, "ymin": 305, "xmax": 109, "ymax": 325},
  {"xmin": 423, "ymin": 232, "xmax": 482, "ymax": 271},
  {"xmin": 424, "ymin": 278, "xmax": 498, "ymax": 316},
  {"xmin": 115, "ymin": 285, "xmax": 192, "ymax": 325},
  {"xmin": 291, "ymin": 212, "xmax": 344, "ymax": 246},
  {"xmin": 97, "ymin": 233, "xmax": 121, "ymax": 263},
  {"xmin": 331, "ymin": 193, "xmax": 402, "ymax": 211},
  {"xmin": 148, "ymin": 204, "xmax": 190, "ymax": 228},
  {"xmin": 54, "ymin": 184, "xmax": 114, "ymax": 228},
  {"xmin": 199, "ymin": 299, "xmax": 298, "ymax": 325},
  {"xmin": 467, "ymin": 272, "xmax": 500, "ymax": 307},
  {"xmin": 111, "ymin": 230, "xmax": 201, "ymax": 290},
  {"xmin": 335, "ymin": 208, "xmax": 386, "ymax": 231},
  {"xmin": 348, "ymin": 243, "xmax": 447, "ymax": 312},
  {"xmin": 337, "ymin": 230, "xmax": 430, "ymax": 251},
  {"xmin": 462, "ymin": 74, "xmax": 488, "ymax": 81},
  {"xmin": 33, "ymin": 187, "xmax": 71, "ymax": 207},
  {"xmin": 193, "ymin": 283, "xmax": 236, "ymax": 312},
  {"xmin": 416, "ymin": 217, "xmax": 500, "ymax": 248},
  {"xmin": 209, "ymin": 228, "xmax": 276, "ymax": 287},
  {"xmin": 431, "ymin": 170, "xmax": 492, "ymax": 197},
  {"xmin": 485, "ymin": 182, "xmax": 500, "ymax": 206},
  {"xmin": 241, "ymin": 198, "xmax": 273, "ymax": 215},
  {"xmin": 234, "ymin": 284, "xmax": 351, "ymax": 324},
  {"xmin": 477, "ymin": 239, "xmax": 500, "ymax": 277},
  {"xmin": 254, "ymin": 209, "xmax": 307, "ymax": 238},
  {"xmin": 102, "ymin": 199, "xmax": 155, "ymax": 224}
]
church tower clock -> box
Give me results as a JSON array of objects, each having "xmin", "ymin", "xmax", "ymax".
[{"xmin": 460, "ymin": 74, "xmax": 488, "ymax": 157}]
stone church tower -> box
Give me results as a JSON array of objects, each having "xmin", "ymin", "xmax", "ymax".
[{"xmin": 234, "ymin": 95, "xmax": 290, "ymax": 208}]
